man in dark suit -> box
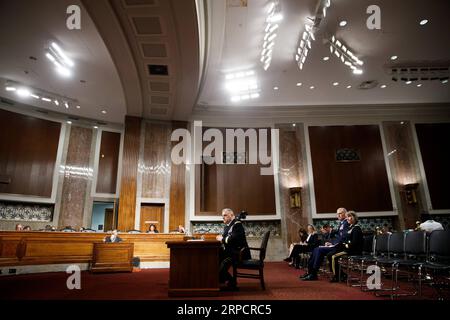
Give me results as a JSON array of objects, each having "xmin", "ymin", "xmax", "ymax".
[
  {"xmin": 216, "ymin": 208, "xmax": 250, "ymax": 291},
  {"xmin": 104, "ymin": 229, "xmax": 123, "ymax": 243},
  {"xmin": 301, "ymin": 208, "xmax": 349, "ymax": 281}
]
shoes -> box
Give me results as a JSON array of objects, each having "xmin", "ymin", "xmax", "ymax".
[
  {"xmin": 302, "ymin": 274, "xmax": 318, "ymax": 281},
  {"xmin": 299, "ymin": 273, "xmax": 310, "ymax": 279},
  {"xmin": 284, "ymin": 257, "xmax": 291, "ymax": 262},
  {"xmin": 288, "ymin": 262, "xmax": 294, "ymax": 267}
]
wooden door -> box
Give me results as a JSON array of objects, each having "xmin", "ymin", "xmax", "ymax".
[
  {"xmin": 140, "ymin": 204, "xmax": 164, "ymax": 233},
  {"xmin": 104, "ymin": 208, "xmax": 114, "ymax": 232}
]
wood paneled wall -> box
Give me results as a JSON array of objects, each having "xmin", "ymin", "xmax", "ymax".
[
  {"xmin": 415, "ymin": 123, "xmax": 450, "ymax": 210},
  {"xmin": 169, "ymin": 121, "xmax": 187, "ymax": 230},
  {"xmin": 96, "ymin": 131, "xmax": 121, "ymax": 194},
  {"xmin": 118, "ymin": 116, "xmax": 141, "ymax": 231},
  {"xmin": 196, "ymin": 127, "xmax": 276, "ymax": 215},
  {"xmin": 309, "ymin": 125, "xmax": 392, "ymax": 213},
  {"xmin": 0, "ymin": 109, "xmax": 61, "ymax": 197}
]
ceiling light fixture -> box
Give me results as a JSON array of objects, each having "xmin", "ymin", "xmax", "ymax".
[
  {"xmin": 101, "ymin": 110, "xmax": 107, "ymax": 114},
  {"xmin": 94, "ymin": 126, "xmax": 98, "ymax": 129},
  {"xmin": 390, "ymin": 55, "xmax": 398, "ymax": 60},
  {"xmin": 296, "ymin": 82, "xmax": 302, "ymax": 86},
  {"xmin": 417, "ymin": 84, "xmax": 422, "ymax": 87},
  {"xmin": 328, "ymin": 35, "xmax": 364, "ymax": 75},
  {"xmin": 339, "ymin": 20, "xmax": 347, "ymax": 27},
  {"xmin": 67, "ymin": 121, "xmax": 72, "ymax": 124},
  {"xmin": 333, "ymin": 82, "xmax": 339, "ymax": 86},
  {"xmin": 346, "ymin": 85, "xmax": 352, "ymax": 89},
  {"xmin": 323, "ymin": 56, "xmax": 330, "ymax": 61},
  {"xmin": 310, "ymin": 85, "xmax": 315, "ymax": 89},
  {"xmin": 380, "ymin": 84, "xmax": 387, "ymax": 88},
  {"xmin": 4, "ymin": 80, "xmax": 79, "ymax": 108},
  {"xmin": 273, "ymin": 86, "xmax": 279, "ymax": 90},
  {"xmin": 261, "ymin": 1, "xmax": 282, "ymax": 71},
  {"xmin": 225, "ymin": 70, "xmax": 260, "ymax": 102},
  {"xmin": 45, "ymin": 42, "xmax": 74, "ymax": 77},
  {"xmin": 419, "ymin": 19, "xmax": 428, "ymax": 26}
]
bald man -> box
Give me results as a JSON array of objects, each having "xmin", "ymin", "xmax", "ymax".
[
  {"xmin": 216, "ymin": 208, "xmax": 250, "ymax": 290},
  {"xmin": 301, "ymin": 207, "xmax": 349, "ymax": 281}
]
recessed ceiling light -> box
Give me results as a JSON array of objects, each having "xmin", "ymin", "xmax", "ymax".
[
  {"xmin": 296, "ymin": 82, "xmax": 302, "ymax": 87},
  {"xmin": 94, "ymin": 126, "xmax": 98, "ymax": 129},
  {"xmin": 346, "ymin": 85, "xmax": 352, "ymax": 89},
  {"xmin": 400, "ymin": 121, "xmax": 405, "ymax": 125},
  {"xmin": 101, "ymin": 110, "xmax": 107, "ymax": 114},
  {"xmin": 353, "ymin": 69, "xmax": 363, "ymax": 75},
  {"xmin": 64, "ymin": 102, "xmax": 69, "ymax": 109},
  {"xmin": 5, "ymin": 86, "xmax": 16, "ymax": 91},
  {"xmin": 76, "ymin": 105, "xmax": 81, "ymax": 109},
  {"xmin": 380, "ymin": 85, "xmax": 387, "ymax": 88},
  {"xmin": 309, "ymin": 86, "xmax": 315, "ymax": 89},
  {"xmin": 339, "ymin": 20, "xmax": 347, "ymax": 27},
  {"xmin": 406, "ymin": 80, "xmax": 412, "ymax": 84},
  {"xmin": 42, "ymin": 97, "xmax": 51, "ymax": 102},
  {"xmin": 333, "ymin": 82, "xmax": 339, "ymax": 86},
  {"xmin": 292, "ymin": 123, "xmax": 296, "ymax": 127},
  {"xmin": 67, "ymin": 121, "xmax": 72, "ymax": 124},
  {"xmin": 323, "ymin": 56, "xmax": 330, "ymax": 61},
  {"xmin": 390, "ymin": 55, "xmax": 398, "ymax": 60},
  {"xmin": 417, "ymin": 84, "xmax": 422, "ymax": 87},
  {"xmin": 31, "ymin": 94, "xmax": 40, "ymax": 99},
  {"xmin": 54, "ymin": 100, "xmax": 59, "ymax": 106},
  {"xmin": 442, "ymin": 79, "xmax": 448, "ymax": 84},
  {"xmin": 419, "ymin": 19, "xmax": 428, "ymax": 26},
  {"xmin": 273, "ymin": 86, "xmax": 279, "ymax": 90}
]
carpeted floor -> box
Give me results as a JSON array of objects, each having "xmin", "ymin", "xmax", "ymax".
[{"xmin": 0, "ymin": 262, "xmax": 439, "ymax": 300}]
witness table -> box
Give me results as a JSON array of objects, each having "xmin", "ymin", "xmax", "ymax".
[{"xmin": 166, "ymin": 240, "xmax": 221, "ymax": 297}]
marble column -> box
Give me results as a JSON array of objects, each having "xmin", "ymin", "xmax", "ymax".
[
  {"xmin": 382, "ymin": 121, "xmax": 423, "ymax": 230},
  {"xmin": 58, "ymin": 126, "xmax": 94, "ymax": 229},
  {"xmin": 277, "ymin": 124, "xmax": 311, "ymax": 249}
]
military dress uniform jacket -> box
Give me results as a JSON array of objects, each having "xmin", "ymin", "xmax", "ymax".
[
  {"xmin": 342, "ymin": 224, "xmax": 364, "ymax": 256},
  {"xmin": 222, "ymin": 219, "xmax": 251, "ymax": 260}
]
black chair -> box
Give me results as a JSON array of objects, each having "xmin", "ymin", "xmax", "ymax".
[
  {"xmin": 233, "ymin": 231, "xmax": 270, "ymax": 290},
  {"xmin": 339, "ymin": 234, "xmax": 374, "ymax": 285},
  {"xmin": 390, "ymin": 230, "xmax": 427, "ymax": 298},
  {"xmin": 345, "ymin": 233, "xmax": 389, "ymax": 290},
  {"xmin": 127, "ymin": 229, "xmax": 142, "ymax": 234},
  {"xmin": 418, "ymin": 230, "xmax": 450, "ymax": 299}
]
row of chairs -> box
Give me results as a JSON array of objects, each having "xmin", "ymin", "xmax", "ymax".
[{"xmin": 339, "ymin": 230, "xmax": 450, "ymax": 299}]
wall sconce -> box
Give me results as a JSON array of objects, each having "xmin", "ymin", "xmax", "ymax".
[
  {"xmin": 404, "ymin": 183, "xmax": 419, "ymax": 205},
  {"xmin": 289, "ymin": 187, "xmax": 302, "ymax": 208}
]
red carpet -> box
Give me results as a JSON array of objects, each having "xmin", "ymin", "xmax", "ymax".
[{"xmin": 0, "ymin": 262, "xmax": 430, "ymax": 300}]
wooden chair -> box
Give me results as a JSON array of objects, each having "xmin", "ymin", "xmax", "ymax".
[{"xmin": 233, "ymin": 231, "xmax": 270, "ymax": 290}]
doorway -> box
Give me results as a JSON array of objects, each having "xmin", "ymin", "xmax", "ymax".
[
  {"xmin": 91, "ymin": 201, "xmax": 117, "ymax": 232},
  {"xmin": 140, "ymin": 204, "xmax": 164, "ymax": 233}
]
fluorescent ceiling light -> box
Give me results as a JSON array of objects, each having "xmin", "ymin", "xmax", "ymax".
[{"xmin": 17, "ymin": 88, "xmax": 31, "ymax": 97}]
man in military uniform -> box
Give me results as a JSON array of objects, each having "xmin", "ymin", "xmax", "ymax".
[
  {"xmin": 216, "ymin": 208, "xmax": 250, "ymax": 291},
  {"xmin": 301, "ymin": 207, "xmax": 349, "ymax": 281}
]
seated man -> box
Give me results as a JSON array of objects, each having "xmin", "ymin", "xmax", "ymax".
[
  {"xmin": 301, "ymin": 207, "xmax": 349, "ymax": 281},
  {"xmin": 216, "ymin": 208, "xmax": 250, "ymax": 291},
  {"xmin": 104, "ymin": 229, "xmax": 123, "ymax": 243},
  {"xmin": 320, "ymin": 224, "xmax": 336, "ymax": 245}
]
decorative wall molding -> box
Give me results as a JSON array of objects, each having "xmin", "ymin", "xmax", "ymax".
[
  {"xmin": 313, "ymin": 217, "xmax": 394, "ymax": 233},
  {"xmin": 0, "ymin": 202, "xmax": 53, "ymax": 222},
  {"xmin": 192, "ymin": 220, "xmax": 281, "ymax": 238}
]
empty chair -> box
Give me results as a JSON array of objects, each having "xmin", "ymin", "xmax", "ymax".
[
  {"xmin": 233, "ymin": 231, "xmax": 270, "ymax": 290},
  {"xmin": 391, "ymin": 230, "xmax": 427, "ymax": 298},
  {"xmin": 417, "ymin": 230, "xmax": 450, "ymax": 298}
]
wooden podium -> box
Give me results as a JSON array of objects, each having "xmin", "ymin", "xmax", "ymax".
[
  {"xmin": 91, "ymin": 242, "xmax": 134, "ymax": 273},
  {"xmin": 166, "ymin": 240, "xmax": 221, "ymax": 297}
]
